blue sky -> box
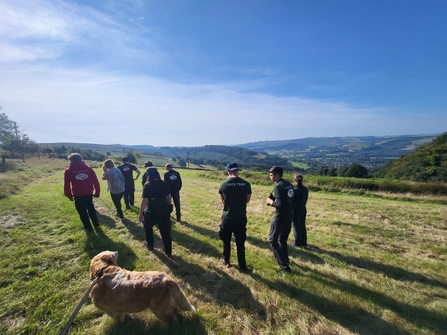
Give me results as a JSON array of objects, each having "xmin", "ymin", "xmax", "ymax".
[{"xmin": 1, "ymin": 0, "xmax": 446, "ymax": 146}]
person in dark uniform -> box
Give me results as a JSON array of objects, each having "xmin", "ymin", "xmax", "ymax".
[
  {"xmin": 138, "ymin": 168, "xmax": 173, "ymax": 258},
  {"xmin": 266, "ymin": 166, "xmax": 294, "ymax": 275},
  {"xmin": 164, "ymin": 163, "xmax": 183, "ymax": 221},
  {"xmin": 292, "ymin": 173, "xmax": 309, "ymax": 247},
  {"xmin": 218, "ymin": 162, "xmax": 252, "ymax": 273},
  {"xmin": 118, "ymin": 156, "xmax": 140, "ymax": 209},
  {"xmin": 64, "ymin": 153, "xmax": 100, "ymax": 232},
  {"xmin": 141, "ymin": 160, "xmax": 156, "ymax": 186}
]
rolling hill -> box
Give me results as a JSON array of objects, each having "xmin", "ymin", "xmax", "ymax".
[{"xmin": 46, "ymin": 133, "xmax": 440, "ymax": 172}]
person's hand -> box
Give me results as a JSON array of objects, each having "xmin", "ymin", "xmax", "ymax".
[
  {"xmin": 139, "ymin": 213, "xmax": 144, "ymax": 223},
  {"xmin": 266, "ymin": 198, "xmax": 273, "ymax": 206},
  {"xmin": 93, "ymin": 193, "xmax": 99, "ymax": 198},
  {"xmin": 69, "ymin": 197, "xmax": 74, "ymax": 201}
]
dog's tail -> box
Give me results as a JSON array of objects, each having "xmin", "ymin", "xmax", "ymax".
[{"xmin": 172, "ymin": 283, "xmax": 196, "ymax": 312}]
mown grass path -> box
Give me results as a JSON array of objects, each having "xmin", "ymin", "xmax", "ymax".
[{"xmin": 1, "ymin": 167, "xmax": 446, "ymax": 335}]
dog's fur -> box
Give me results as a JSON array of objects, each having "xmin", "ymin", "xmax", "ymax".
[{"xmin": 89, "ymin": 250, "xmax": 196, "ymax": 322}]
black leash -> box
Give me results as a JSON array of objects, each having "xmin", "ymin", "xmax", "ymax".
[{"xmin": 58, "ymin": 275, "xmax": 100, "ymax": 335}]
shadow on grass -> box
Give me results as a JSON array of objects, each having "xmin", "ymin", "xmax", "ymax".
[
  {"xmin": 102, "ymin": 313, "xmax": 206, "ymax": 335},
  {"xmin": 253, "ymin": 272, "xmax": 414, "ymax": 335},
  {"xmin": 314, "ymin": 248, "xmax": 447, "ymax": 289},
  {"xmin": 177, "ymin": 219, "xmax": 325, "ymax": 265},
  {"xmin": 82, "ymin": 227, "xmax": 139, "ymax": 271},
  {"xmin": 300, "ymin": 262, "xmax": 447, "ymax": 335},
  {"xmin": 172, "ymin": 221, "xmax": 221, "ymax": 259},
  {"xmin": 151, "ymin": 235, "xmax": 266, "ymax": 319}
]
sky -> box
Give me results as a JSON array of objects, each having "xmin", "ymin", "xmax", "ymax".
[{"xmin": 1, "ymin": 0, "xmax": 446, "ymax": 147}]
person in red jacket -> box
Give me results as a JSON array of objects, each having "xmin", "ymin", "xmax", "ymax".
[{"xmin": 64, "ymin": 153, "xmax": 101, "ymax": 232}]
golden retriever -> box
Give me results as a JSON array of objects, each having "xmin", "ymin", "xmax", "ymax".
[{"xmin": 89, "ymin": 250, "xmax": 196, "ymax": 322}]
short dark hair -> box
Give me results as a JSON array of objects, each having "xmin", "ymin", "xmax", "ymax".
[
  {"xmin": 144, "ymin": 160, "xmax": 153, "ymax": 168},
  {"xmin": 269, "ymin": 166, "xmax": 283, "ymax": 177},
  {"xmin": 122, "ymin": 156, "xmax": 129, "ymax": 162},
  {"xmin": 68, "ymin": 153, "xmax": 82, "ymax": 162}
]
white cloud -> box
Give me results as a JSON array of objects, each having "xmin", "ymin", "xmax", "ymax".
[{"xmin": 3, "ymin": 64, "xmax": 434, "ymax": 147}]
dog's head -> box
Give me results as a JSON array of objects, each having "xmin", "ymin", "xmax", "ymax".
[{"xmin": 90, "ymin": 250, "xmax": 119, "ymax": 280}]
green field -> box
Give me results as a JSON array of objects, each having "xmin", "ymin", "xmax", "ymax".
[{"xmin": 1, "ymin": 158, "xmax": 446, "ymax": 335}]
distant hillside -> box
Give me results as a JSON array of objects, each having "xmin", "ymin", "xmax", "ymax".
[
  {"xmin": 46, "ymin": 134, "xmax": 441, "ymax": 173},
  {"xmin": 46, "ymin": 143, "xmax": 291, "ymax": 171},
  {"xmin": 374, "ymin": 132, "xmax": 447, "ymax": 182},
  {"xmin": 237, "ymin": 134, "xmax": 439, "ymax": 172}
]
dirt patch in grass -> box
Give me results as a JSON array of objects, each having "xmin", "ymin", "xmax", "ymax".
[{"xmin": 0, "ymin": 214, "xmax": 26, "ymax": 229}]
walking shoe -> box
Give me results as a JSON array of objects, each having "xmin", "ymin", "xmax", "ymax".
[
  {"xmin": 277, "ymin": 267, "xmax": 292, "ymax": 276},
  {"xmin": 93, "ymin": 222, "xmax": 100, "ymax": 227},
  {"xmin": 176, "ymin": 214, "xmax": 181, "ymax": 221},
  {"xmin": 143, "ymin": 241, "xmax": 154, "ymax": 251},
  {"xmin": 220, "ymin": 256, "xmax": 230, "ymax": 267},
  {"xmin": 240, "ymin": 266, "xmax": 253, "ymax": 273}
]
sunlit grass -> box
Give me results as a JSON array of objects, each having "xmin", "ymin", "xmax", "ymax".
[{"xmin": 0, "ymin": 163, "xmax": 446, "ymax": 334}]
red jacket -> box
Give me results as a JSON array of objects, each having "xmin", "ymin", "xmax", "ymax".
[{"xmin": 64, "ymin": 161, "xmax": 100, "ymax": 199}]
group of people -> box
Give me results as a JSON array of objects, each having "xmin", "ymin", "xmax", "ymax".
[
  {"xmin": 64, "ymin": 153, "xmax": 308, "ymax": 274},
  {"xmin": 219, "ymin": 163, "xmax": 308, "ymax": 275},
  {"xmin": 63, "ymin": 154, "xmax": 182, "ymax": 239}
]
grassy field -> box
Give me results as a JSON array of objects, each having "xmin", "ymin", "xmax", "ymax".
[{"xmin": 1, "ymin": 158, "xmax": 447, "ymax": 335}]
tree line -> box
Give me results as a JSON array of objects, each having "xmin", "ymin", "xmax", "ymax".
[{"xmin": 0, "ymin": 113, "xmax": 108, "ymax": 162}]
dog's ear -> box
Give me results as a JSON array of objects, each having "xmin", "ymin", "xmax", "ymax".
[
  {"xmin": 90, "ymin": 259, "xmax": 103, "ymax": 280},
  {"xmin": 102, "ymin": 253, "xmax": 118, "ymax": 265}
]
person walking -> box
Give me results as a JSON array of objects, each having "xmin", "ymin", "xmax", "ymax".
[
  {"xmin": 64, "ymin": 153, "xmax": 100, "ymax": 232},
  {"xmin": 138, "ymin": 168, "xmax": 173, "ymax": 258},
  {"xmin": 102, "ymin": 159, "xmax": 125, "ymax": 220},
  {"xmin": 266, "ymin": 166, "xmax": 294, "ymax": 275},
  {"xmin": 141, "ymin": 160, "xmax": 156, "ymax": 186},
  {"xmin": 292, "ymin": 173, "xmax": 309, "ymax": 247},
  {"xmin": 218, "ymin": 162, "xmax": 252, "ymax": 273},
  {"xmin": 164, "ymin": 163, "xmax": 182, "ymax": 221},
  {"xmin": 118, "ymin": 156, "xmax": 140, "ymax": 209}
]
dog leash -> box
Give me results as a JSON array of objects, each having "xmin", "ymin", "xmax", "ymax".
[{"xmin": 58, "ymin": 274, "xmax": 101, "ymax": 335}]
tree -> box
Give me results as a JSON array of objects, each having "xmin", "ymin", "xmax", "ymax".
[
  {"xmin": 178, "ymin": 159, "xmax": 187, "ymax": 168},
  {"xmin": 345, "ymin": 164, "xmax": 369, "ymax": 178}
]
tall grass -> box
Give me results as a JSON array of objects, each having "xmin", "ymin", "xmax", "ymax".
[{"xmin": 1, "ymin": 163, "xmax": 446, "ymax": 334}]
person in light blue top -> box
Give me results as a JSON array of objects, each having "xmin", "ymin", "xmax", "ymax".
[{"xmin": 102, "ymin": 159, "xmax": 125, "ymax": 220}]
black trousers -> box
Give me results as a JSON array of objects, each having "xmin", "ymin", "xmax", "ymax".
[
  {"xmin": 220, "ymin": 215, "xmax": 247, "ymax": 269},
  {"xmin": 292, "ymin": 209, "xmax": 307, "ymax": 246},
  {"xmin": 171, "ymin": 191, "xmax": 181, "ymax": 217},
  {"xmin": 123, "ymin": 184, "xmax": 135, "ymax": 208},
  {"xmin": 143, "ymin": 211, "xmax": 172, "ymax": 255},
  {"xmin": 269, "ymin": 217, "xmax": 292, "ymax": 269},
  {"xmin": 74, "ymin": 194, "xmax": 99, "ymax": 230},
  {"xmin": 110, "ymin": 192, "xmax": 124, "ymax": 219}
]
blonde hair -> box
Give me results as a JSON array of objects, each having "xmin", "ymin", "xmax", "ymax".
[{"xmin": 102, "ymin": 159, "xmax": 115, "ymax": 169}]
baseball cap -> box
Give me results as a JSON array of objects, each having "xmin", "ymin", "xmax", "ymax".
[
  {"xmin": 226, "ymin": 162, "xmax": 241, "ymax": 171},
  {"xmin": 146, "ymin": 167, "xmax": 160, "ymax": 180}
]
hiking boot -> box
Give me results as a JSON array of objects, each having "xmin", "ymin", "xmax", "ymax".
[
  {"xmin": 220, "ymin": 256, "xmax": 230, "ymax": 267},
  {"xmin": 240, "ymin": 266, "xmax": 253, "ymax": 273},
  {"xmin": 277, "ymin": 267, "xmax": 292, "ymax": 276},
  {"xmin": 143, "ymin": 241, "xmax": 154, "ymax": 251}
]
